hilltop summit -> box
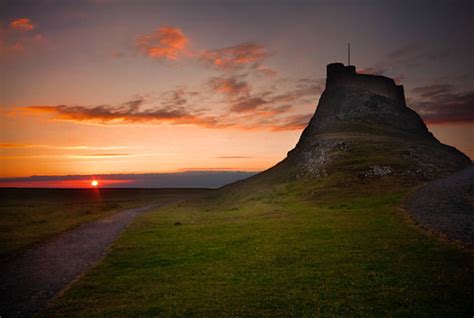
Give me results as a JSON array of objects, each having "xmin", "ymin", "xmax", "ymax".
[
  {"xmin": 232, "ymin": 63, "xmax": 471, "ymax": 189},
  {"xmin": 300, "ymin": 63, "xmax": 431, "ymax": 139}
]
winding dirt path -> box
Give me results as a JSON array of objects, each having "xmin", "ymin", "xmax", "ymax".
[
  {"xmin": 0, "ymin": 201, "xmax": 177, "ymax": 317},
  {"xmin": 405, "ymin": 165, "xmax": 474, "ymax": 245}
]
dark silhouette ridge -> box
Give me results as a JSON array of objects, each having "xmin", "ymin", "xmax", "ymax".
[{"xmin": 225, "ymin": 63, "xmax": 471, "ymax": 189}]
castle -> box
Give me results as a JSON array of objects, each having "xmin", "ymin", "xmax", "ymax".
[
  {"xmin": 226, "ymin": 61, "xmax": 470, "ymax": 189},
  {"xmin": 326, "ymin": 63, "xmax": 406, "ymax": 105}
]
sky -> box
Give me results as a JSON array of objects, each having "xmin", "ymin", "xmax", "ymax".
[{"xmin": 0, "ymin": 0, "xmax": 473, "ymax": 187}]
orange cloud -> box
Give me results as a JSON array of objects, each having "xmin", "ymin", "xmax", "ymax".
[
  {"xmin": 133, "ymin": 27, "xmax": 276, "ymax": 77},
  {"xmin": 1, "ymin": 18, "xmax": 46, "ymax": 59},
  {"xmin": 231, "ymin": 97, "xmax": 267, "ymax": 112},
  {"xmin": 255, "ymin": 65, "xmax": 278, "ymax": 77},
  {"xmin": 200, "ymin": 42, "xmax": 270, "ymax": 70},
  {"xmin": 10, "ymin": 18, "xmax": 35, "ymax": 32},
  {"xmin": 136, "ymin": 26, "xmax": 188, "ymax": 60},
  {"xmin": 16, "ymin": 74, "xmax": 321, "ymax": 132},
  {"xmin": 18, "ymin": 103, "xmax": 222, "ymax": 129},
  {"xmin": 209, "ymin": 76, "xmax": 250, "ymax": 96},
  {"xmin": 17, "ymin": 101, "xmax": 309, "ymax": 132},
  {"xmin": 19, "ymin": 102, "xmax": 314, "ymax": 132}
]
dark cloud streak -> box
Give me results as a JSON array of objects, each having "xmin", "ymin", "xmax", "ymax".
[{"xmin": 411, "ymin": 84, "xmax": 474, "ymax": 124}]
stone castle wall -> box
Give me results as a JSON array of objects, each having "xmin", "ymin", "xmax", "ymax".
[{"xmin": 325, "ymin": 63, "xmax": 405, "ymax": 105}]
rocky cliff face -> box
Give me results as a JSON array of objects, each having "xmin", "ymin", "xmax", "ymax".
[{"xmin": 251, "ymin": 63, "xmax": 471, "ymax": 185}]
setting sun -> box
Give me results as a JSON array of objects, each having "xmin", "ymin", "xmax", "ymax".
[{"xmin": 91, "ymin": 180, "xmax": 99, "ymax": 187}]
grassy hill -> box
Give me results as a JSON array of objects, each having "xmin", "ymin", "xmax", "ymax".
[{"xmin": 38, "ymin": 168, "xmax": 473, "ymax": 317}]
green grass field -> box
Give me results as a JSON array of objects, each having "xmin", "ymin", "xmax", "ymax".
[
  {"xmin": 0, "ymin": 188, "xmax": 208, "ymax": 257},
  {"xmin": 38, "ymin": 179, "xmax": 473, "ymax": 317}
]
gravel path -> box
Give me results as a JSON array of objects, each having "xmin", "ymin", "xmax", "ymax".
[
  {"xmin": 405, "ymin": 165, "xmax": 474, "ymax": 245},
  {"xmin": 0, "ymin": 201, "xmax": 178, "ymax": 317}
]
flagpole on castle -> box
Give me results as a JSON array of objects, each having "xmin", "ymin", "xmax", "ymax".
[{"xmin": 348, "ymin": 43, "xmax": 351, "ymax": 66}]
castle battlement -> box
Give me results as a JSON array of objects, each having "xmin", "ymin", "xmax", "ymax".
[{"xmin": 326, "ymin": 63, "xmax": 405, "ymax": 105}]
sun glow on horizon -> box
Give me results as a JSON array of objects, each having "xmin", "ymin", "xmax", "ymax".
[{"xmin": 91, "ymin": 180, "xmax": 99, "ymax": 187}]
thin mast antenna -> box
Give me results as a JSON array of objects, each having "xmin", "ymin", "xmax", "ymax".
[{"xmin": 348, "ymin": 42, "xmax": 351, "ymax": 66}]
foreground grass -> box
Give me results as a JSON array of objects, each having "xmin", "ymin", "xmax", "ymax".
[
  {"xmin": 0, "ymin": 188, "xmax": 207, "ymax": 257},
  {"xmin": 39, "ymin": 182, "xmax": 473, "ymax": 317}
]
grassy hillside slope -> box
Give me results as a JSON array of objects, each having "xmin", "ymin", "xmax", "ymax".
[{"xmin": 39, "ymin": 175, "xmax": 473, "ymax": 317}]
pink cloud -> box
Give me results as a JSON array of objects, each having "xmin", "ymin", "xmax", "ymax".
[
  {"xmin": 1, "ymin": 18, "xmax": 46, "ymax": 59},
  {"xmin": 10, "ymin": 18, "xmax": 35, "ymax": 32},
  {"xmin": 209, "ymin": 76, "xmax": 251, "ymax": 96},
  {"xmin": 199, "ymin": 42, "xmax": 270, "ymax": 70},
  {"xmin": 255, "ymin": 65, "xmax": 278, "ymax": 77},
  {"xmin": 136, "ymin": 27, "xmax": 188, "ymax": 60},
  {"xmin": 231, "ymin": 97, "xmax": 268, "ymax": 112}
]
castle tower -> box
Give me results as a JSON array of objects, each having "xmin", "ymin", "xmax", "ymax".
[{"xmin": 326, "ymin": 63, "xmax": 405, "ymax": 106}]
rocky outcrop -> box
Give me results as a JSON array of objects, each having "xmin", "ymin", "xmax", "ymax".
[{"xmin": 254, "ymin": 63, "xmax": 471, "ymax": 184}]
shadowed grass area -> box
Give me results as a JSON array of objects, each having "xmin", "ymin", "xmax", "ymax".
[
  {"xmin": 0, "ymin": 188, "xmax": 209, "ymax": 257},
  {"xmin": 39, "ymin": 181, "xmax": 473, "ymax": 317}
]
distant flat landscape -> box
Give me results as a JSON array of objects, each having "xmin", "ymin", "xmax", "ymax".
[{"xmin": 0, "ymin": 188, "xmax": 210, "ymax": 257}]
